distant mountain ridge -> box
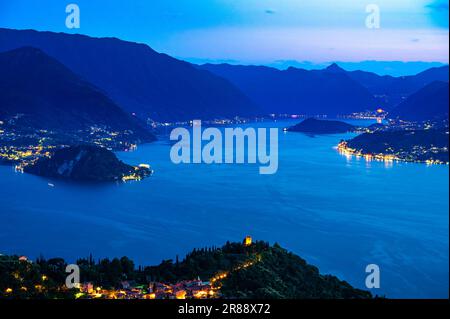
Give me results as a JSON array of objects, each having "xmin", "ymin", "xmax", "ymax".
[
  {"xmin": 345, "ymin": 65, "xmax": 449, "ymax": 107},
  {"xmin": 199, "ymin": 63, "xmax": 378, "ymax": 116},
  {"xmin": 0, "ymin": 46, "xmax": 154, "ymax": 142},
  {"xmin": 0, "ymin": 28, "xmax": 259, "ymax": 122},
  {"xmin": 267, "ymin": 60, "xmax": 446, "ymax": 76},
  {"xmin": 200, "ymin": 62, "xmax": 449, "ymax": 114}
]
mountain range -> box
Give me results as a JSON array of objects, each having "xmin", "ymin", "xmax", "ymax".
[
  {"xmin": 0, "ymin": 28, "xmax": 258, "ymax": 122},
  {"xmin": 199, "ymin": 63, "xmax": 379, "ymax": 116},
  {"xmin": 200, "ymin": 62, "xmax": 449, "ymax": 115},
  {"xmin": 267, "ymin": 60, "xmax": 446, "ymax": 77},
  {"xmin": 345, "ymin": 65, "xmax": 449, "ymax": 107},
  {"xmin": 0, "ymin": 28, "xmax": 448, "ymax": 124}
]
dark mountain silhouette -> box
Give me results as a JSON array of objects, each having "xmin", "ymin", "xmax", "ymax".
[
  {"xmin": 388, "ymin": 81, "xmax": 449, "ymax": 121},
  {"xmin": 200, "ymin": 62, "xmax": 449, "ymax": 114},
  {"xmin": 0, "ymin": 28, "xmax": 259, "ymax": 122},
  {"xmin": 199, "ymin": 63, "xmax": 378, "ymax": 116},
  {"xmin": 2, "ymin": 28, "xmax": 446, "ymax": 121},
  {"xmin": 323, "ymin": 62, "xmax": 347, "ymax": 74},
  {"xmin": 345, "ymin": 65, "xmax": 449, "ymax": 108},
  {"xmin": 0, "ymin": 47, "xmax": 154, "ymax": 142},
  {"xmin": 288, "ymin": 118, "xmax": 356, "ymax": 134}
]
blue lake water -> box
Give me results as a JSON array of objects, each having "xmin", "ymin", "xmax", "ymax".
[{"xmin": 0, "ymin": 120, "xmax": 448, "ymax": 298}]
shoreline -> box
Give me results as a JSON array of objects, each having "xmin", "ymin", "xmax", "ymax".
[{"xmin": 337, "ymin": 141, "xmax": 449, "ymax": 165}]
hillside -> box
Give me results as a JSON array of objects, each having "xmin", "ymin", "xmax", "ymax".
[
  {"xmin": 388, "ymin": 81, "xmax": 449, "ymax": 121},
  {"xmin": 218, "ymin": 242, "xmax": 371, "ymax": 299},
  {"xmin": 346, "ymin": 65, "xmax": 449, "ymax": 108},
  {"xmin": 0, "ymin": 28, "xmax": 259, "ymax": 122},
  {"xmin": 0, "ymin": 47, "xmax": 154, "ymax": 143}
]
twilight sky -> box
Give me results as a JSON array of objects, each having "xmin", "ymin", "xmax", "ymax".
[{"xmin": 0, "ymin": 0, "xmax": 448, "ymax": 67}]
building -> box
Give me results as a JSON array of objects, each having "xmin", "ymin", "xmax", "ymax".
[{"xmin": 80, "ymin": 282, "xmax": 94, "ymax": 294}]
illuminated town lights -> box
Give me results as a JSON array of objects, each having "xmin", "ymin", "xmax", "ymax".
[{"xmin": 175, "ymin": 290, "xmax": 187, "ymax": 299}]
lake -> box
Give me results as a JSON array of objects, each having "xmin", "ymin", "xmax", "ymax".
[{"xmin": 0, "ymin": 120, "xmax": 448, "ymax": 298}]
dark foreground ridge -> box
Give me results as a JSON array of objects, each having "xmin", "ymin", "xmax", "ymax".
[
  {"xmin": 0, "ymin": 238, "xmax": 372, "ymax": 299},
  {"xmin": 23, "ymin": 145, "xmax": 151, "ymax": 182},
  {"xmin": 288, "ymin": 118, "xmax": 357, "ymax": 134}
]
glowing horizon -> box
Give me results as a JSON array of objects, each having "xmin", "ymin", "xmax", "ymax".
[{"xmin": 0, "ymin": 0, "xmax": 448, "ymax": 66}]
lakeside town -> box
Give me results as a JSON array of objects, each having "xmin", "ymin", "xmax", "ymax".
[
  {"xmin": 336, "ymin": 117, "xmax": 449, "ymax": 165},
  {"xmin": 0, "ymin": 252, "xmax": 225, "ymax": 300},
  {"xmin": 0, "ymin": 119, "xmax": 155, "ymax": 182},
  {"xmin": 0, "ymin": 238, "xmax": 255, "ymax": 300},
  {"xmin": 337, "ymin": 139, "xmax": 449, "ymax": 165},
  {"xmin": 72, "ymin": 248, "xmax": 260, "ymax": 300},
  {"xmin": 3, "ymin": 237, "xmax": 336, "ymax": 300}
]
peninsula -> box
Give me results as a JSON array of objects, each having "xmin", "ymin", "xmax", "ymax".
[{"xmin": 23, "ymin": 145, "xmax": 152, "ymax": 182}]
